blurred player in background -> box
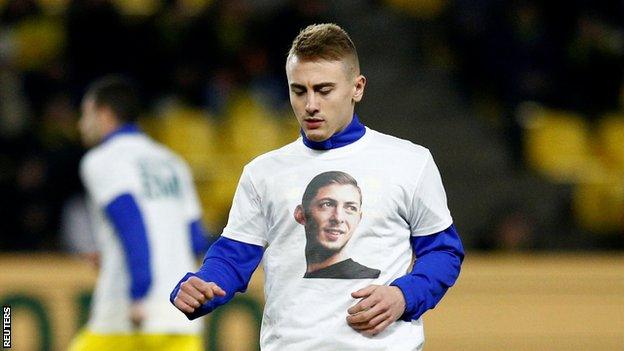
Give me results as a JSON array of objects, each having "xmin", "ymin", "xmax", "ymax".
[
  {"xmin": 171, "ymin": 23, "xmax": 464, "ymax": 350},
  {"xmin": 69, "ymin": 75, "xmax": 210, "ymax": 351}
]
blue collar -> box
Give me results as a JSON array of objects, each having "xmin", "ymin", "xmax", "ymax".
[
  {"xmin": 301, "ymin": 114, "xmax": 366, "ymax": 150},
  {"xmin": 101, "ymin": 123, "xmax": 141, "ymax": 144}
]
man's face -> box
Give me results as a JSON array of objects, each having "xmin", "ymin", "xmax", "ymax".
[
  {"xmin": 286, "ymin": 56, "xmax": 365, "ymax": 142},
  {"xmin": 78, "ymin": 97, "xmax": 106, "ymax": 147},
  {"xmin": 304, "ymin": 183, "xmax": 362, "ymax": 253}
]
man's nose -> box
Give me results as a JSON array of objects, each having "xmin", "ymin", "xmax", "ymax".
[
  {"xmin": 305, "ymin": 92, "xmax": 319, "ymax": 115},
  {"xmin": 330, "ymin": 207, "xmax": 345, "ymax": 223}
]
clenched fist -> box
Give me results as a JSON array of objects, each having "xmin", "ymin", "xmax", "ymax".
[{"xmin": 173, "ymin": 276, "xmax": 226, "ymax": 314}]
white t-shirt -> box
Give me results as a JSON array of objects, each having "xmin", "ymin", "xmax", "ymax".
[
  {"xmin": 222, "ymin": 128, "xmax": 453, "ymax": 350},
  {"xmin": 80, "ymin": 132, "xmax": 203, "ymax": 334}
]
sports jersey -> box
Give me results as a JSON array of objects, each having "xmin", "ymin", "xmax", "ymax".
[
  {"xmin": 218, "ymin": 124, "xmax": 453, "ymax": 350},
  {"xmin": 80, "ymin": 126, "xmax": 203, "ymax": 334}
]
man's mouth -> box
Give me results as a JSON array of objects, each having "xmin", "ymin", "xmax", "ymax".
[
  {"xmin": 304, "ymin": 118, "xmax": 324, "ymax": 129},
  {"xmin": 323, "ymin": 228, "xmax": 345, "ymax": 240}
]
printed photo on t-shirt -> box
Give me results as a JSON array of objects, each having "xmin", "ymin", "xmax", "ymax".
[{"xmin": 293, "ymin": 171, "xmax": 380, "ymax": 279}]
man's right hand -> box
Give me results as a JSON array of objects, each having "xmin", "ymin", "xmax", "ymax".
[{"xmin": 173, "ymin": 276, "xmax": 226, "ymax": 314}]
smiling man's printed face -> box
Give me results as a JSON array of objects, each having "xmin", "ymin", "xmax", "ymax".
[{"xmin": 304, "ymin": 183, "xmax": 362, "ymax": 253}]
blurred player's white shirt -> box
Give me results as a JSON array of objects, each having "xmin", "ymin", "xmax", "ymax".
[
  {"xmin": 223, "ymin": 128, "xmax": 453, "ymax": 350},
  {"xmin": 80, "ymin": 131, "xmax": 202, "ymax": 334}
]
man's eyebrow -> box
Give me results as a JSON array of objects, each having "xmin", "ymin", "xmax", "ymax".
[
  {"xmin": 290, "ymin": 83, "xmax": 306, "ymax": 90},
  {"xmin": 289, "ymin": 82, "xmax": 336, "ymax": 90},
  {"xmin": 313, "ymin": 82, "xmax": 335, "ymax": 89}
]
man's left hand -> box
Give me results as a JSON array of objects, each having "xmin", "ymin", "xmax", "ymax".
[
  {"xmin": 346, "ymin": 285, "xmax": 406, "ymax": 336},
  {"xmin": 130, "ymin": 300, "xmax": 146, "ymax": 330}
]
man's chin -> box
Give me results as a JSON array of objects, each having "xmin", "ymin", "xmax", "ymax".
[
  {"xmin": 318, "ymin": 241, "xmax": 346, "ymax": 252},
  {"xmin": 304, "ymin": 130, "xmax": 331, "ymax": 142}
]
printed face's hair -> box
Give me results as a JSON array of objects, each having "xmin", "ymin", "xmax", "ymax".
[
  {"xmin": 302, "ymin": 171, "xmax": 362, "ymax": 212},
  {"xmin": 84, "ymin": 75, "xmax": 142, "ymax": 123},
  {"xmin": 287, "ymin": 23, "xmax": 359, "ymax": 77}
]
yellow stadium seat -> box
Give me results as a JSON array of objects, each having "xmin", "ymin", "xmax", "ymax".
[
  {"xmin": 111, "ymin": 0, "xmax": 161, "ymax": 16},
  {"xmin": 157, "ymin": 105, "xmax": 218, "ymax": 177},
  {"xmin": 572, "ymin": 166, "xmax": 624, "ymax": 233},
  {"xmin": 155, "ymin": 104, "xmax": 244, "ymax": 227},
  {"xmin": 523, "ymin": 105, "xmax": 594, "ymax": 182},
  {"xmin": 137, "ymin": 115, "xmax": 161, "ymax": 140},
  {"xmin": 220, "ymin": 92, "xmax": 283, "ymax": 164},
  {"xmin": 596, "ymin": 114, "xmax": 624, "ymax": 172},
  {"xmin": 37, "ymin": 0, "xmax": 68, "ymax": 14},
  {"xmin": 14, "ymin": 17, "xmax": 65, "ymax": 70}
]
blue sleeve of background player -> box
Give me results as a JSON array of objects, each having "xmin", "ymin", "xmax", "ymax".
[
  {"xmin": 170, "ymin": 236, "xmax": 264, "ymax": 320},
  {"xmin": 189, "ymin": 219, "xmax": 212, "ymax": 256},
  {"xmin": 104, "ymin": 193, "xmax": 152, "ymax": 301},
  {"xmin": 391, "ymin": 224, "xmax": 465, "ymax": 321}
]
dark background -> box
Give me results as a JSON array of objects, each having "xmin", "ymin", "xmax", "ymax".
[{"xmin": 1, "ymin": 0, "xmax": 623, "ymax": 253}]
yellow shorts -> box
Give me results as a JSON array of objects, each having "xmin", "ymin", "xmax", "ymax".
[{"xmin": 68, "ymin": 330, "xmax": 203, "ymax": 351}]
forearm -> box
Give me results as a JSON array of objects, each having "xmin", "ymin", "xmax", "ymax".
[
  {"xmin": 391, "ymin": 224, "xmax": 464, "ymax": 321},
  {"xmin": 170, "ymin": 236, "xmax": 264, "ymax": 319}
]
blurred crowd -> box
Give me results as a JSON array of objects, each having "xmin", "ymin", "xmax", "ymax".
[
  {"xmin": 0, "ymin": 0, "xmax": 331, "ymax": 251},
  {"xmin": 445, "ymin": 0, "xmax": 624, "ymax": 162},
  {"xmin": 1, "ymin": 0, "xmax": 622, "ymax": 252}
]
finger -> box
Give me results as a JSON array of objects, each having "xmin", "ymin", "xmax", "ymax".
[
  {"xmin": 348, "ymin": 309, "xmax": 388, "ymax": 331},
  {"xmin": 347, "ymin": 304, "xmax": 384, "ymax": 325},
  {"xmin": 351, "ymin": 285, "xmax": 377, "ymax": 299},
  {"xmin": 365, "ymin": 310, "xmax": 391, "ymax": 328},
  {"xmin": 176, "ymin": 290, "xmax": 202, "ymax": 309},
  {"xmin": 174, "ymin": 297, "xmax": 196, "ymax": 314},
  {"xmin": 347, "ymin": 294, "xmax": 381, "ymax": 315},
  {"xmin": 209, "ymin": 283, "xmax": 226, "ymax": 297},
  {"xmin": 180, "ymin": 283, "xmax": 207, "ymax": 303},
  {"xmin": 361, "ymin": 317, "xmax": 393, "ymax": 336},
  {"xmin": 186, "ymin": 276, "xmax": 207, "ymax": 286}
]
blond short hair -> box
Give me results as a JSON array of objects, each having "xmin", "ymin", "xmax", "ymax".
[{"xmin": 287, "ymin": 23, "xmax": 360, "ymax": 75}]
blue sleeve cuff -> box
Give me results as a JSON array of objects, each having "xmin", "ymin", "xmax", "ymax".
[
  {"xmin": 390, "ymin": 224, "xmax": 465, "ymax": 321},
  {"xmin": 105, "ymin": 193, "xmax": 152, "ymax": 301},
  {"xmin": 170, "ymin": 236, "xmax": 264, "ymax": 320}
]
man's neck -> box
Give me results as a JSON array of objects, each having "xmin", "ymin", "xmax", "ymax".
[
  {"xmin": 305, "ymin": 250, "xmax": 346, "ymax": 273},
  {"xmin": 101, "ymin": 123, "xmax": 140, "ymax": 144},
  {"xmin": 301, "ymin": 113, "xmax": 365, "ymax": 150}
]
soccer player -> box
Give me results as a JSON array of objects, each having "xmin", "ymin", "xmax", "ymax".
[
  {"xmin": 171, "ymin": 23, "xmax": 464, "ymax": 350},
  {"xmin": 69, "ymin": 76, "xmax": 210, "ymax": 351},
  {"xmin": 294, "ymin": 170, "xmax": 380, "ymax": 279}
]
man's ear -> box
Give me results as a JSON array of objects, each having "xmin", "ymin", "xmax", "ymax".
[
  {"xmin": 294, "ymin": 205, "xmax": 306, "ymax": 225},
  {"xmin": 97, "ymin": 105, "xmax": 120, "ymax": 131},
  {"xmin": 352, "ymin": 74, "xmax": 366, "ymax": 103}
]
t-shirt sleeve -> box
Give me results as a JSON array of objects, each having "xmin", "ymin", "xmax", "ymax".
[
  {"xmin": 221, "ymin": 166, "xmax": 268, "ymax": 247},
  {"xmin": 80, "ymin": 154, "xmax": 135, "ymax": 206},
  {"xmin": 408, "ymin": 151, "xmax": 453, "ymax": 236}
]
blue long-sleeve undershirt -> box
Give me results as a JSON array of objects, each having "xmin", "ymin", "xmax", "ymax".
[
  {"xmin": 171, "ymin": 225, "xmax": 463, "ymax": 321},
  {"xmin": 390, "ymin": 224, "xmax": 464, "ymax": 321},
  {"xmin": 105, "ymin": 193, "xmax": 152, "ymax": 301},
  {"xmin": 170, "ymin": 236, "xmax": 264, "ymax": 320}
]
